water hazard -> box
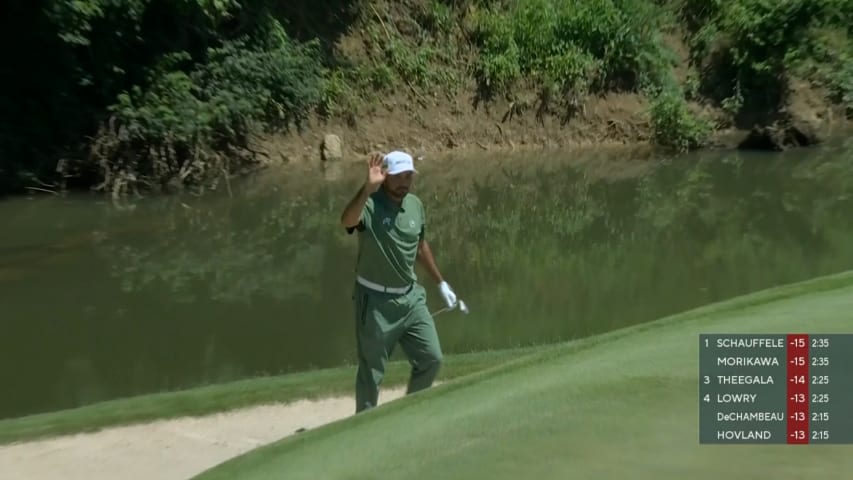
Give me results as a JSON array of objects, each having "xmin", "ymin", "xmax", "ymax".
[{"xmin": 2, "ymin": 140, "xmax": 852, "ymax": 419}]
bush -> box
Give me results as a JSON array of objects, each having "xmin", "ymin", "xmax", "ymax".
[
  {"xmin": 471, "ymin": 10, "xmax": 522, "ymax": 93},
  {"xmin": 1, "ymin": 0, "xmax": 335, "ymax": 196},
  {"xmin": 92, "ymin": 29, "xmax": 325, "ymax": 196},
  {"xmin": 682, "ymin": 0, "xmax": 853, "ymax": 115},
  {"xmin": 650, "ymin": 88, "xmax": 711, "ymax": 152},
  {"xmin": 790, "ymin": 25, "xmax": 853, "ymax": 117},
  {"xmin": 471, "ymin": 0, "xmax": 674, "ymax": 98}
]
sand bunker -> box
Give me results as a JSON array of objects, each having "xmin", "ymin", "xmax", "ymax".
[{"xmin": 0, "ymin": 386, "xmax": 407, "ymax": 480}]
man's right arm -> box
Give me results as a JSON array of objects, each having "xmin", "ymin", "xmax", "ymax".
[{"xmin": 340, "ymin": 183, "xmax": 371, "ymax": 232}]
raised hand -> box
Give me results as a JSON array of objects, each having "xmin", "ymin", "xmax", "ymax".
[{"xmin": 365, "ymin": 153, "xmax": 387, "ymax": 192}]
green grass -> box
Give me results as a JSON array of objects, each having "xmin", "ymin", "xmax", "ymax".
[
  {"xmin": 0, "ymin": 346, "xmax": 541, "ymax": 445},
  {"xmin": 193, "ymin": 270, "xmax": 853, "ymax": 480}
]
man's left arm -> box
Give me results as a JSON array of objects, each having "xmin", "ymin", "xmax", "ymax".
[
  {"xmin": 417, "ymin": 237, "xmax": 444, "ymax": 284},
  {"xmin": 416, "ymin": 200, "xmax": 444, "ymax": 284},
  {"xmin": 416, "ymin": 209, "xmax": 457, "ymax": 308}
]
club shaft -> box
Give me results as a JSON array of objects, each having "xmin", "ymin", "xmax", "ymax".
[{"xmin": 431, "ymin": 299, "xmax": 467, "ymax": 317}]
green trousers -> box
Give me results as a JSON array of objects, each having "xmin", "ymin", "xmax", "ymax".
[{"xmin": 353, "ymin": 282, "xmax": 443, "ymax": 413}]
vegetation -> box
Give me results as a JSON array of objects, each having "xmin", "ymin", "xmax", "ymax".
[
  {"xmin": 2, "ymin": 0, "xmax": 339, "ymax": 197},
  {"xmin": 1, "ymin": 0, "xmax": 851, "ymax": 196},
  {"xmin": 466, "ymin": 0, "xmax": 715, "ymax": 150},
  {"xmin": 677, "ymin": 0, "xmax": 853, "ymax": 120},
  {"xmin": 470, "ymin": 0, "xmax": 674, "ymax": 101}
]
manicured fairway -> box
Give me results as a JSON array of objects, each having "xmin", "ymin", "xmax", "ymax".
[{"xmin": 194, "ymin": 271, "xmax": 853, "ymax": 480}]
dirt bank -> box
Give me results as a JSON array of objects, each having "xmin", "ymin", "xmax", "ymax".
[
  {"xmin": 256, "ymin": 70, "xmax": 850, "ymax": 174},
  {"xmin": 259, "ymin": 89, "xmax": 656, "ymax": 164},
  {"xmin": 242, "ymin": 1, "xmax": 852, "ymax": 171}
]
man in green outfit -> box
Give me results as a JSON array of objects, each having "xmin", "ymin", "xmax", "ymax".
[{"xmin": 340, "ymin": 150, "xmax": 458, "ymax": 413}]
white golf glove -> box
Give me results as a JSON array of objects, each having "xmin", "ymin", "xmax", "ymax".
[{"xmin": 438, "ymin": 281, "xmax": 457, "ymax": 308}]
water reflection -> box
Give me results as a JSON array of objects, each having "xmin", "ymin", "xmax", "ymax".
[{"xmin": 1, "ymin": 141, "xmax": 852, "ymax": 419}]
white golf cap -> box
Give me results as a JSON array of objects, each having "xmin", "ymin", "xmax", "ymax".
[{"xmin": 383, "ymin": 151, "xmax": 418, "ymax": 175}]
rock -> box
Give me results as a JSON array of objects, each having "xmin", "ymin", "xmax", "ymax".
[
  {"xmin": 788, "ymin": 111, "xmax": 825, "ymax": 146},
  {"xmin": 737, "ymin": 78, "xmax": 834, "ymax": 151},
  {"xmin": 321, "ymin": 134, "xmax": 342, "ymax": 161},
  {"xmin": 737, "ymin": 126, "xmax": 780, "ymax": 151},
  {"xmin": 737, "ymin": 120, "xmax": 820, "ymax": 151}
]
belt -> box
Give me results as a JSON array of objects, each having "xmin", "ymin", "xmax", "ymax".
[{"xmin": 356, "ymin": 275, "xmax": 412, "ymax": 294}]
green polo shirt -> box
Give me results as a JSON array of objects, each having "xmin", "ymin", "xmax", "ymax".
[{"xmin": 347, "ymin": 187, "xmax": 425, "ymax": 287}]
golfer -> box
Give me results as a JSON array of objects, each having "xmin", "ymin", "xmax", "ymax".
[{"xmin": 340, "ymin": 150, "xmax": 458, "ymax": 413}]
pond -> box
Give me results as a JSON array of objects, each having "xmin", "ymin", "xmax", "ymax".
[{"xmin": 1, "ymin": 139, "xmax": 852, "ymax": 420}]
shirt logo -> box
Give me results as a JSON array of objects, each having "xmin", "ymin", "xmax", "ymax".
[{"xmin": 383, "ymin": 217, "xmax": 392, "ymax": 227}]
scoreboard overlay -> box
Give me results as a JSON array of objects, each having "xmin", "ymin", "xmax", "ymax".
[{"xmin": 699, "ymin": 334, "xmax": 853, "ymax": 444}]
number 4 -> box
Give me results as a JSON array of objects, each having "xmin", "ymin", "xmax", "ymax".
[{"xmin": 704, "ymin": 394, "xmax": 710, "ymax": 402}]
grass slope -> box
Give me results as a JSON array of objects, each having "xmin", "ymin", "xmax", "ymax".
[
  {"xmin": 194, "ymin": 270, "xmax": 853, "ymax": 480},
  {"xmin": 0, "ymin": 346, "xmax": 541, "ymax": 445}
]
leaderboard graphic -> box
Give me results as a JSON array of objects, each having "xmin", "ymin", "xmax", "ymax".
[{"xmin": 699, "ymin": 334, "xmax": 853, "ymax": 444}]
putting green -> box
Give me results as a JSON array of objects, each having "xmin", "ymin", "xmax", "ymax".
[{"xmin": 194, "ymin": 271, "xmax": 853, "ymax": 480}]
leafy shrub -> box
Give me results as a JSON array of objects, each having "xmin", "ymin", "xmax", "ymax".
[
  {"xmin": 471, "ymin": 0, "xmax": 674, "ymax": 97},
  {"xmin": 790, "ymin": 25, "xmax": 853, "ymax": 117},
  {"xmin": 360, "ymin": 19, "xmax": 460, "ymax": 97},
  {"xmin": 471, "ymin": 10, "xmax": 522, "ymax": 93},
  {"xmin": 718, "ymin": 0, "xmax": 821, "ymax": 81},
  {"xmin": 93, "ymin": 29, "xmax": 325, "ymax": 196},
  {"xmin": 3, "ymin": 0, "xmax": 334, "ymax": 195},
  {"xmin": 419, "ymin": 0, "xmax": 455, "ymax": 36},
  {"xmin": 681, "ymin": 0, "xmax": 852, "ymax": 115},
  {"xmin": 650, "ymin": 88, "xmax": 711, "ymax": 152}
]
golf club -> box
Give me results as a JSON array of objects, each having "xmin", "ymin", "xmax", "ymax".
[{"xmin": 431, "ymin": 299, "xmax": 469, "ymax": 317}]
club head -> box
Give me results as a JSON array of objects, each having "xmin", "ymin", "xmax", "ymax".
[{"xmin": 458, "ymin": 300, "xmax": 469, "ymax": 314}]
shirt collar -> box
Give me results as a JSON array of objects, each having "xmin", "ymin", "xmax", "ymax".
[{"xmin": 377, "ymin": 186, "xmax": 406, "ymax": 212}]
